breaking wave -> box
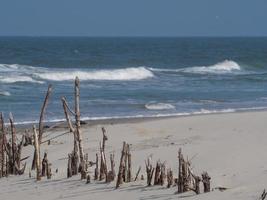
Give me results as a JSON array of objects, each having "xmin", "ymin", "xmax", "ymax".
[
  {"xmin": 34, "ymin": 67, "xmax": 154, "ymax": 81},
  {"xmin": 0, "ymin": 64, "xmax": 154, "ymax": 83},
  {"xmin": 149, "ymin": 60, "xmax": 242, "ymax": 74},
  {"xmin": 0, "ymin": 91, "xmax": 11, "ymax": 96},
  {"xmin": 0, "ymin": 75, "xmax": 44, "ymax": 84},
  {"xmin": 145, "ymin": 103, "xmax": 175, "ymax": 110}
]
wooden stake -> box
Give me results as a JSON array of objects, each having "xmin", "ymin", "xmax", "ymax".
[
  {"xmin": 38, "ymin": 84, "xmax": 52, "ymax": 144},
  {"xmin": 9, "ymin": 113, "xmax": 17, "ymax": 174},
  {"xmin": 127, "ymin": 144, "xmax": 132, "ymax": 182},
  {"xmin": 33, "ymin": 125, "xmax": 41, "ymax": 181},
  {"xmin": 41, "ymin": 152, "xmax": 48, "ymax": 177},
  {"xmin": 178, "ymin": 148, "xmax": 184, "ymax": 193},
  {"xmin": 160, "ymin": 163, "xmax": 166, "ymax": 186},
  {"xmin": 167, "ymin": 168, "xmax": 173, "ymax": 188},
  {"xmin": 61, "ymin": 97, "xmax": 78, "ymax": 158},
  {"xmin": 74, "ymin": 77, "xmax": 86, "ymax": 179},
  {"xmin": 116, "ymin": 142, "xmax": 127, "ymax": 188},
  {"xmin": 134, "ymin": 166, "xmax": 141, "ymax": 181},
  {"xmin": 145, "ymin": 156, "xmax": 154, "ymax": 186},
  {"xmin": 154, "ymin": 161, "xmax": 161, "ymax": 185},
  {"xmin": 94, "ymin": 153, "xmax": 99, "ymax": 180},
  {"xmin": 0, "ymin": 112, "xmax": 5, "ymax": 177},
  {"xmin": 67, "ymin": 154, "xmax": 72, "ymax": 178},
  {"xmin": 202, "ymin": 172, "xmax": 211, "ymax": 193},
  {"xmin": 107, "ymin": 153, "xmax": 115, "ymax": 182}
]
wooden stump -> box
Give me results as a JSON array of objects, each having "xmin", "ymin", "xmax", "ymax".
[
  {"xmin": 202, "ymin": 172, "xmax": 211, "ymax": 193},
  {"xmin": 116, "ymin": 142, "xmax": 127, "ymax": 188},
  {"xmin": 33, "ymin": 126, "xmax": 41, "ymax": 181},
  {"xmin": 167, "ymin": 168, "xmax": 173, "ymax": 188}
]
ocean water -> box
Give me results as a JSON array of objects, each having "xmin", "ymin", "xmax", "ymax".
[{"xmin": 0, "ymin": 37, "xmax": 267, "ymax": 124}]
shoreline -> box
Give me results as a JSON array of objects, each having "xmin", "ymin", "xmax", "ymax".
[{"xmin": 13, "ymin": 107, "xmax": 267, "ymax": 131}]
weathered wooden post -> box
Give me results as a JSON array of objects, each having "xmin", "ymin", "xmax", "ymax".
[
  {"xmin": 0, "ymin": 112, "xmax": 6, "ymax": 177},
  {"xmin": 127, "ymin": 144, "xmax": 132, "ymax": 182},
  {"xmin": 116, "ymin": 142, "xmax": 127, "ymax": 188},
  {"xmin": 9, "ymin": 113, "xmax": 17, "ymax": 174},
  {"xmin": 167, "ymin": 168, "xmax": 173, "ymax": 188},
  {"xmin": 154, "ymin": 161, "xmax": 161, "ymax": 185},
  {"xmin": 41, "ymin": 152, "xmax": 48, "ymax": 177},
  {"xmin": 32, "ymin": 85, "xmax": 52, "ymax": 170},
  {"xmin": 74, "ymin": 77, "xmax": 86, "ymax": 179},
  {"xmin": 202, "ymin": 172, "xmax": 211, "ymax": 192},
  {"xmin": 107, "ymin": 153, "xmax": 115, "ymax": 182},
  {"xmin": 134, "ymin": 166, "xmax": 141, "ymax": 181},
  {"xmin": 145, "ymin": 156, "xmax": 154, "ymax": 186},
  {"xmin": 160, "ymin": 163, "xmax": 166, "ymax": 186},
  {"xmin": 61, "ymin": 97, "xmax": 78, "ymax": 169},
  {"xmin": 67, "ymin": 154, "xmax": 72, "ymax": 178},
  {"xmin": 33, "ymin": 125, "xmax": 41, "ymax": 181},
  {"xmin": 94, "ymin": 153, "xmax": 99, "ymax": 180},
  {"xmin": 178, "ymin": 148, "xmax": 184, "ymax": 193}
]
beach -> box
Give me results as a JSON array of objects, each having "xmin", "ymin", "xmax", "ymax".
[{"xmin": 0, "ymin": 110, "xmax": 266, "ymax": 200}]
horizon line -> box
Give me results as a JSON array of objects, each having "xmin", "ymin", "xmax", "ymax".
[{"xmin": 0, "ymin": 35, "xmax": 267, "ymax": 38}]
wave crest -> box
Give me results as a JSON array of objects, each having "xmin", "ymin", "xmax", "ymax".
[
  {"xmin": 150, "ymin": 60, "xmax": 242, "ymax": 74},
  {"xmin": 0, "ymin": 75, "xmax": 44, "ymax": 84},
  {"xmin": 145, "ymin": 103, "xmax": 175, "ymax": 110},
  {"xmin": 34, "ymin": 67, "xmax": 154, "ymax": 81},
  {"xmin": 0, "ymin": 91, "xmax": 11, "ymax": 96}
]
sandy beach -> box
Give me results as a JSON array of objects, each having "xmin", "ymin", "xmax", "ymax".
[{"xmin": 0, "ymin": 110, "xmax": 266, "ymax": 200}]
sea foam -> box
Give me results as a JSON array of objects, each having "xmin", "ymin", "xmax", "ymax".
[
  {"xmin": 0, "ymin": 91, "xmax": 11, "ymax": 96},
  {"xmin": 0, "ymin": 75, "xmax": 44, "ymax": 84},
  {"xmin": 34, "ymin": 67, "xmax": 154, "ymax": 81},
  {"xmin": 145, "ymin": 103, "xmax": 175, "ymax": 110},
  {"xmin": 149, "ymin": 60, "xmax": 242, "ymax": 74}
]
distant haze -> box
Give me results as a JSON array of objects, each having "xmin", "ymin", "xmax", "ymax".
[{"xmin": 0, "ymin": 0, "xmax": 267, "ymax": 36}]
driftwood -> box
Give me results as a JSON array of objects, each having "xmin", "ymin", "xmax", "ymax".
[
  {"xmin": 0, "ymin": 112, "xmax": 6, "ymax": 177},
  {"xmin": 39, "ymin": 84, "xmax": 52, "ymax": 144},
  {"xmin": 67, "ymin": 154, "xmax": 72, "ymax": 178},
  {"xmin": 127, "ymin": 144, "xmax": 132, "ymax": 182},
  {"xmin": 167, "ymin": 168, "xmax": 173, "ymax": 188},
  {"xmin": 94, "ymin": 153, "xmax": 99, "ymax": 180},
  {"xmin": 202, "ymin": 172, "xmax": 211, "ymax": 193},
  {"xmin": 32, "ymin": 85, "xmax": 52, "ymax": 170},
  {"xmin": 159, "ymin": 163, "xmax": 166, "ymax": 186},
  {"xmin": 61, "ymin": 97, "xmax": 78, "ymax": 160},
  {"xmin": 259, "ymin": 189, "xmax": 267, "ymax": 200},
  {"xmin": 86, "ymin": 174, "xmax": 91, "ymax": 184},
  {"xmin": 134, "ymin": 166, "xmax": 141, "ymax": 181},
  {"xmin": 116, "ymin": 142, "xmax": 127, "ymax": 188},
  {"xmin": 107, "ymin": 153, "xmax": 115, "ymax": 182},
  {"xmin": 74, "ymin": 77, "xmax": 86, "ymax": 179},
  {"xmin": 41, "ymin": 152, "xmax": 48, "ymax": 177},
  {"xmin": 99, "ymin": 127, "xmax": 108, "ymax": 181},
  {"xmin": 9, "ymin": 113, "xmax": 17, "ymax": 174},
  {"xmin": 145, "ymin": 156, "xmax": 154, "ymax": 186},
  {"xmin": 33, "ymin": 125, "xmax": 41, "ymax": 181},
  {"xmin": 177, "ymin": 148, "xmax": 190, "ymax": 193}
]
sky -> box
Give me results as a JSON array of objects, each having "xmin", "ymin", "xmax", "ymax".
[{"xmin": 0, "ymin": 0, "xmax": 267, "ymax": 37}]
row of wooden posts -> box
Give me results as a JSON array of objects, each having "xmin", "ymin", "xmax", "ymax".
[{"xmin": 0, "ymin": 76, "xmax": 211, "ymax": 196}]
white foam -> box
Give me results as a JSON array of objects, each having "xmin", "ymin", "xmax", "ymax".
[
  {"xmin": 0, "ymin": 63, "xmax": 37, "ymax": 72},
  {"xmin": 0, "ymin": 75, "xmax": 44, "ymax": 84},
  {"xmin": 149, "ymin": 60, "xmax": 242, "ymax": 74},
  {"xmin": 34, "ymin": 67, "xmax": 154, "ymax": 81},
  {"xmin": 145, "ymin": 103, "xmax": 175, "ymax": 110},
  {"xmin": 183, "ymin": 60, "xmax": 241, "ymax": 74},
  {"xmin": 0, "ymin": 91, "xmax": 11, "ymax": 96}
]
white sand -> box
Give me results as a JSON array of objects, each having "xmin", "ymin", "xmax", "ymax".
[{"xmin": 0, "ymin": 111, "xmax": 267, "ymax": 200}]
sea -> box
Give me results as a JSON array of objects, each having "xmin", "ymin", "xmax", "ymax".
[{"xmin": 0, "ymin": 37, "xmax": 267, "ymax": 124}]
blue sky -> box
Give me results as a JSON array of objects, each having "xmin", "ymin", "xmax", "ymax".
[{"xmin": 0, "ymin": 0, "xmax": 267, "ymax": 36}]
